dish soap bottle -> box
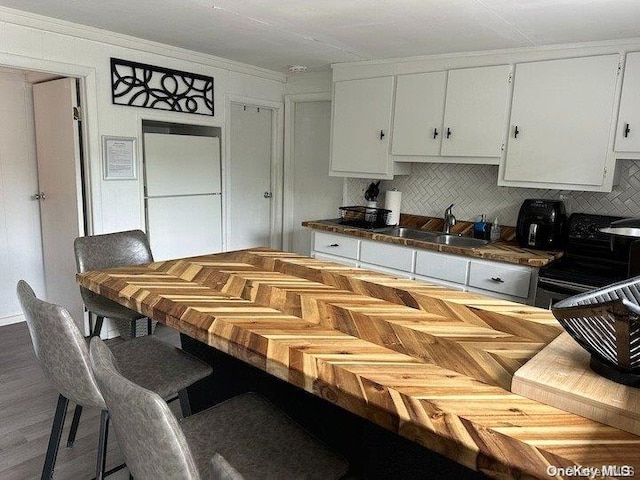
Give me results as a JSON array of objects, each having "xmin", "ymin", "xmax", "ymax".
[
  {"xmin": 473, "ymin": 214, "xmax": 487, "ymax": 239},
  {"xmin": 490, "ymin": 217, "xmax": 501, "ymax": 242}
]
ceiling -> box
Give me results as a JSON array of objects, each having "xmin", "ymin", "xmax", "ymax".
[{"xmin": 3, "ymin": 0, "xmax": 640, "ymax": 72}]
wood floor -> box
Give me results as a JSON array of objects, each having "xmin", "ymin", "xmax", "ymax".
[{"xmin": 0, "ymin": 321, "xmax": 181, "ymax": 479}]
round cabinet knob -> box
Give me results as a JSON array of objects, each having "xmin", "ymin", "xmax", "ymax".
[{"xmin": 263, "ymin": 192, "xmax": 273, "ymax": 199}]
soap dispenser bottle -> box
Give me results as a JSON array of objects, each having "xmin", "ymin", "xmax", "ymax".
[{"xmin": 490, "ymin": 217, "xmax": 501, "ymax": 242}]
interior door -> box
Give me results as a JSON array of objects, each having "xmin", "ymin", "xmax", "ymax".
[
  {"xmin": 228, "ymin": 103, "xmax": 273, "ymax": 250},
  {"xmin": 287, "ymin": 100, "xmax": 343, "ymax": 255},
  {"xmin": 33, "ymin": 77, "xmax": 86, "ymax": 330}
]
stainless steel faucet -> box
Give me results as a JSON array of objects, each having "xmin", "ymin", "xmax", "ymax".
[{"xmin": 443, "ymin": 204, "xmax": 456, "ymax": 234}]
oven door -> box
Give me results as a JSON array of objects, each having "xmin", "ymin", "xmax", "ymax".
[{"xmin": 535, "ymin": 277, "xmax": 593, "ymax": 309}]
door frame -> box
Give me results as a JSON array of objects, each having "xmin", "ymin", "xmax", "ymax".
[
  {"xmin": 225, "ymin": 94, "xmax": 284, "ymax": 250},
  {"xmin": 0, "ymin": 54, "xmax": 97, "ymax": 333},
  {"xmin": 283, "ymin": 93, "xmax": 347, "ymax": 252},
  {"xmin": 0, "ymin": 54, "xmax": 98, "ymax": 234}
]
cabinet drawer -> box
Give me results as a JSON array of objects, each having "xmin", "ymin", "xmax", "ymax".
[
  {"xmin": 468, "ymin": 261, "xmax": 531, "ymax": 298},
  {"xmin": 312, "ymin": 252, "xmax": 358, "ymax": 267},
  {"xmin": 415, "ymin": 250, "xmax": 469, "ymax": 284},
  {"xmin": 360, "ymin": 240, "xmax": 414, "ymax": 272},
  {"xmin": 313, "ymin": 232, "xmax": 359, "ymax": 259},
  {"xmin": 359, "ymin": 262, "xmax": 413, "ymax": 278}
]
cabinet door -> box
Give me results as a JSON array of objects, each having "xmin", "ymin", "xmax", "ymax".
[
  {"xmin": 441, "ymin": 65, "xmax": 511, "ymax": 157},
  {"xmin": 391, "ymin": 71, "xmax": 447, "ymax": 156},
  {"xmin": 330, "ymin": 76, "xmax": 394, "ymax": 176},
  {"xmin": 616, "ymin": 52, "xmax": 640, "ymax": 152},
  {"xmin": 504, "ymin": 55, "xmax": 619, "ymax": 186}
]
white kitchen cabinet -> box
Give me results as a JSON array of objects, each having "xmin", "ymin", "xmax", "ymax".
[
  {"xmin": 309, "ymin": 231, "xmax": 537, "ymax": 304},
  {"xmin": 501, "ymin": 54, "xmax": 620, "ymax": 190},
  {"xmin": 330, "ymin": 76, "xmax": 409, "ymax": 179},
  {"xmin": 468, "ymin": 260, "xmax": 532, "ymax": 299},
  {"xmin": 391, "ymin": 71, "xmax": 447, "ymax": 156},
  {"xmin": 391, "ymin": 65, "xmax": 511, "ymax": 161},
  {"xmin": 360, "ymin": 239, "xmax": 414, "ymax": 272},
  {"xmin": 313, "ymin": 232, "xmax": 360, "ymax": 260},
  {"xmin": 312, "ymin": 252, "xmax": 358, "ymax": 267},
  {"xmin": 615, "ymin": 52, "xmax": 640, "ymax": 153},
  {"xmin": 441, "ymin": 65, "xmax": 512, "ymax": 158},
  {"xmin": 415, "ymin": 250, "xmax": 469, "ymax": 285}
]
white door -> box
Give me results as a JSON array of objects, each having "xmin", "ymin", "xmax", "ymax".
[
  {"xmin": 33, "ymin": 77, "xmax": 86, "ymax": 329},
  {"xmin": 392, "ymin": 71, "xmax": 447, "ymax": 156},
  {"xmin": 330, "ymin": 76, "xmax": 394, "ymax": 176},
  {"xmin": 615, "ymin": 52, "xmax": 640, "ymax": 152},
  {"xmin": 504, "ymin": 55, "xmax": 619, "ymax": 186},
  {"xmin": 441, "ymin": 65, "xmax": 511, "ymax": 157},
  {"xmin": 287, "ymin": 100, "xmax": 343, "ymax": 255},
  {"xmin": 228, "ymin": 103, "xmax": 273, "ymax": 250}
]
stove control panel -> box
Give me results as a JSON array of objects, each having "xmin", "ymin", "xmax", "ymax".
[{"xmin": 568, "ymin": 213, "xmax": 626, "ymax": 241}]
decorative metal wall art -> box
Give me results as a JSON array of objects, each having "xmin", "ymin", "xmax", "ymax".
[{"xmin": 110, "ymin": 58, "xmax": 214, "ymax": 116}]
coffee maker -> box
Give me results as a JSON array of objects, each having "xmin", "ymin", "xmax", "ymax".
[{"xmin": 516, "ymin": 199, "xmax": 566, "ymax": 250}]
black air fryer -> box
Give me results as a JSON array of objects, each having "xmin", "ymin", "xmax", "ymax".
[{"xmin": 516, "ymin": 199, "xmax": 566, "ymax": 250}]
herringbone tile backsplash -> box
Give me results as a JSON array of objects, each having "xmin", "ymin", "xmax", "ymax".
[{"xmin": 345, "ymin": 160, "xmax": 640, "ymax": 226}]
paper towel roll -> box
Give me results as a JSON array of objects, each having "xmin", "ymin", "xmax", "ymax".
[{"xmin": 384, "ymin": 190, "xmax": 402, "ymax": 225}]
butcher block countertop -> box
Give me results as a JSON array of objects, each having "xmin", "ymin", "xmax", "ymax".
[
  {"xmin": 303, "ymin": 216, "xmax": 563, "ymax": 267},
  {"xmin": 77, "ymin": 248, "xmax": 640, "ymax": 479}
]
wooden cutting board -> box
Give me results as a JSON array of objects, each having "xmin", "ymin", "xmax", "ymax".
[{"xmin": 512, "ymin": 332, "xmax": 640, "ymax": 436}]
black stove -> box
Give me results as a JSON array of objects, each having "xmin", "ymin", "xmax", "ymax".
[{"xmin": 536, "ymin": 213, "xmax": 629, "ymax": 307}]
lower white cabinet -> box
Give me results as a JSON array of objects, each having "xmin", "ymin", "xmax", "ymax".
[
  {"xmin": 360, "ymin": 239, "xmax": 414, "ymax": 272},
  {"xmin": 309, "ymin": 231, "xmax": 536, "ymax": 304},
  {"xmin": 468, "ymin": 260, "xmax": 532, "ymax": 299},
  {"xmin": 415, "ymin": 250, "xmax": 469, "ymax": 285},
  {"xmin": 312, "ymin": 252, "xmax": 358, "ymax": 267}
]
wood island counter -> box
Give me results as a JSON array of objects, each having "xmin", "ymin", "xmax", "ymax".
[{"xmin": 77, "ymin": 248, "xmax": 640, "ymax": 479}]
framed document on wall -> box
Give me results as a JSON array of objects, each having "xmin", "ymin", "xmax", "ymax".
[{"xmin": 103, "ymin": 136, "xmax": 137, "ymax": 180}]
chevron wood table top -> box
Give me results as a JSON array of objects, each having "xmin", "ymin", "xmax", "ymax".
[{"xmin": 77, "ymin": 248, "xmax": 640, "ymax": 479}]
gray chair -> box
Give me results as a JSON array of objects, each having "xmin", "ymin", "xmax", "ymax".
[
  {"xmin": 16, "ymin": 280, "xmax": 213, "ymax": 480},
  {"xmin": 74, "ymin": 230, "xmax": 154, "ymax": 338},
  {"xmin": 89, "ymin": 336, "xmax": 349, "ymax": 480}
]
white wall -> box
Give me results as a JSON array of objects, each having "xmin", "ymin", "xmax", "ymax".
[
  {"xmin": 0, "ymin": 6, "xmax": 287, "ymax": 237},
  {"xmin": 0, "ymin": 70, "xmax": 44, "ymax": 322}
]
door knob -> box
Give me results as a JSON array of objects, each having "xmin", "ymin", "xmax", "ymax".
[
  {"xmin": 263, "ymin": 192, "xmax": 273, "ymax": 199},
  {"xmin": 34, "ymin": 192, "xmax": 46, "ymax": 200}
]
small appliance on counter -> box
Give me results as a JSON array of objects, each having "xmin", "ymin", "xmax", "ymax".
[{"xmin": 516, "ymin": 199, "xmax": 566, "ymax": 250}]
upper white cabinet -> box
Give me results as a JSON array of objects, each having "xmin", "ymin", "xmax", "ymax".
[
  {"xmin": 616, "ymin": 52, "xmax": 640, "ymax": 153},
  {"xmin": 391, "ymin": 65, "xmax": 511, "ymax": 161},
  {"xmin": 501, "ymin": 54, "xmax": 620, "ymax": 190},
  {"xmin": 330, "ymin": 76, "xmax": 409, "ymax": 179},
  {"xmin": 441, "ymin": 65, "xmax": 512, "ymax": 158},
  {"xmin": 391, "ymin": 71, "xmax": 447, "ymax": 156}
]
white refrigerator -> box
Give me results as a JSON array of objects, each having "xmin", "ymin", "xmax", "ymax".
[{"xmin": 143, "ymin": 133, "xmax": 222, "ymax": 261}]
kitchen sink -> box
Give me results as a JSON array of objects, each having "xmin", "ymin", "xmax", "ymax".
[
  {"xmin": 433, "ymin": 234, "xmax": 489, "ymax": 248},
  {"xmin": 380, "ymin": 227, "xmax": 489, "ymax": 248},
  {"xmin": 379, "ymin": 227, "xmax": 440, "ymax": 241}
]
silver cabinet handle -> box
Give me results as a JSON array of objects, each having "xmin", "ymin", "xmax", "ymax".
[
  {"xmin": 490, "ymin": 277, "xmax": 504, "ymax": 283},
  {"xmin": 34, "ymin": 192, "xmax": 46, "ymax": 200}
]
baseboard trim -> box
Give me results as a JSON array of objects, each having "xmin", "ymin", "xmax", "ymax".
[{"xmin": 0, "ymin": 314, "xmax": 25, "ymax": 327}]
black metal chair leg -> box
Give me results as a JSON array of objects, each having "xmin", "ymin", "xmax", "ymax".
[
  {"xmin": 147, "ymin": 318, "xmax": 152, "ymax": 335},
  {"xmin": 66, "ymin": 404, "xmax": 83, "ymax": 447},
  {"xmin": 95, "ymin": 410, "xmax": 109, "ymax": 480},
  {"xmin": 178, "ymin": 388, "xmax": 192, "ymax": 417},
  {"xmin": 41, "ymin": 394, "xmax": 69, "ymax": 480},
  {"xmin": 91, "ymin": 316, "xmax": 104, "ymax": 337}
]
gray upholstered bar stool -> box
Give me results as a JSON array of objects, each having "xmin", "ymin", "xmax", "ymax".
[
  {"xmin": 89, "ymin": 336, "xmax": 349, "ymax": 480},
  {"xmin": 74, "ymin": 230, "xmax": 154, "ymax": 338},
  {"xmin": 16, "ymin": 281, "xmax": 213, "ymax": 480}
]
